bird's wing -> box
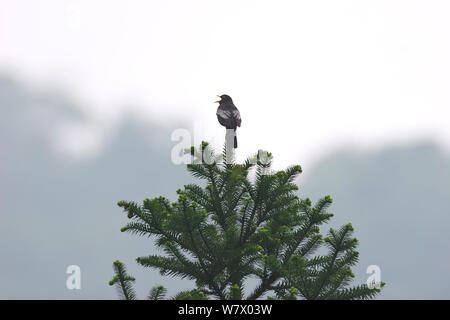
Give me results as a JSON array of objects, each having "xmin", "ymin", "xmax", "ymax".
[{"xmin": 217, "ymin": 108, "xmax": 233, "ymax": 127}]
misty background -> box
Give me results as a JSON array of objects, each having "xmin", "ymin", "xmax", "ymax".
[
  {"xmin": 1, "ymin": 1, "xmax": 450, "ymax": 299},
  {"xmin": 1, "ymin": 75, "xmax": 449, "ymax": 299}
]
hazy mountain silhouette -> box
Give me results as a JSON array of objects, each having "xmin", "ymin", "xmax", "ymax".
[
  {"xmin": 0, "ymin": 75, "xmax": 196, "ymax": 299},
  {"xmin": 1, "ymin": 75, "xmax": 449, "ymax": 299},
  {"xmin": 301, "ymin": 143, "xmax": 450, "ymax": 299}
]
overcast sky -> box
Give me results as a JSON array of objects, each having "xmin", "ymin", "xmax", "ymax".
[{"xmin": 1, "ymin": 0, "xmax": 449, "ymax": 171}]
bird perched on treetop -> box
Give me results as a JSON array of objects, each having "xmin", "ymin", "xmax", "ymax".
[{"xmin": 215, "ymin": 94, "xmax": 241, "ymax": 148}]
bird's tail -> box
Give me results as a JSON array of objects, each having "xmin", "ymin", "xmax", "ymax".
[{"xmin": 234, "ymin": 129, "xmax": 238, "ymax": 148}]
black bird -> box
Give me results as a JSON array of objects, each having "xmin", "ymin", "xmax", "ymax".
[{"xmin": 215, "ymin": 94, "xmax": 241, "ymax": 148}]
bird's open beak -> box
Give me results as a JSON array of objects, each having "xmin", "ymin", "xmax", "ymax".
[{"xmin": 214, "ymin": 94, "xmax": 221, "ymax": 103}]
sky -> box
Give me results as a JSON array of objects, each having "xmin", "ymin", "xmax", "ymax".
[{"xmin": 1, "ymin": 0, "xmax": 450, "ymax": 171}]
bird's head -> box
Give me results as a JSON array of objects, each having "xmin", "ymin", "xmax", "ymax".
[{"xmin": 215, "ymin": 94, "xmax": 233, "ymax": 105}]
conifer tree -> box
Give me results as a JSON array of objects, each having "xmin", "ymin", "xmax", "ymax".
[{"xmin": 109, "ymin": 142, "xmax": 384, "ymax": 300}]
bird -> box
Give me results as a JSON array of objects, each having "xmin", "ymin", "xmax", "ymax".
[{"xmin": 215, "ymin": 94, "xmax": 241, "ymax": 148}]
